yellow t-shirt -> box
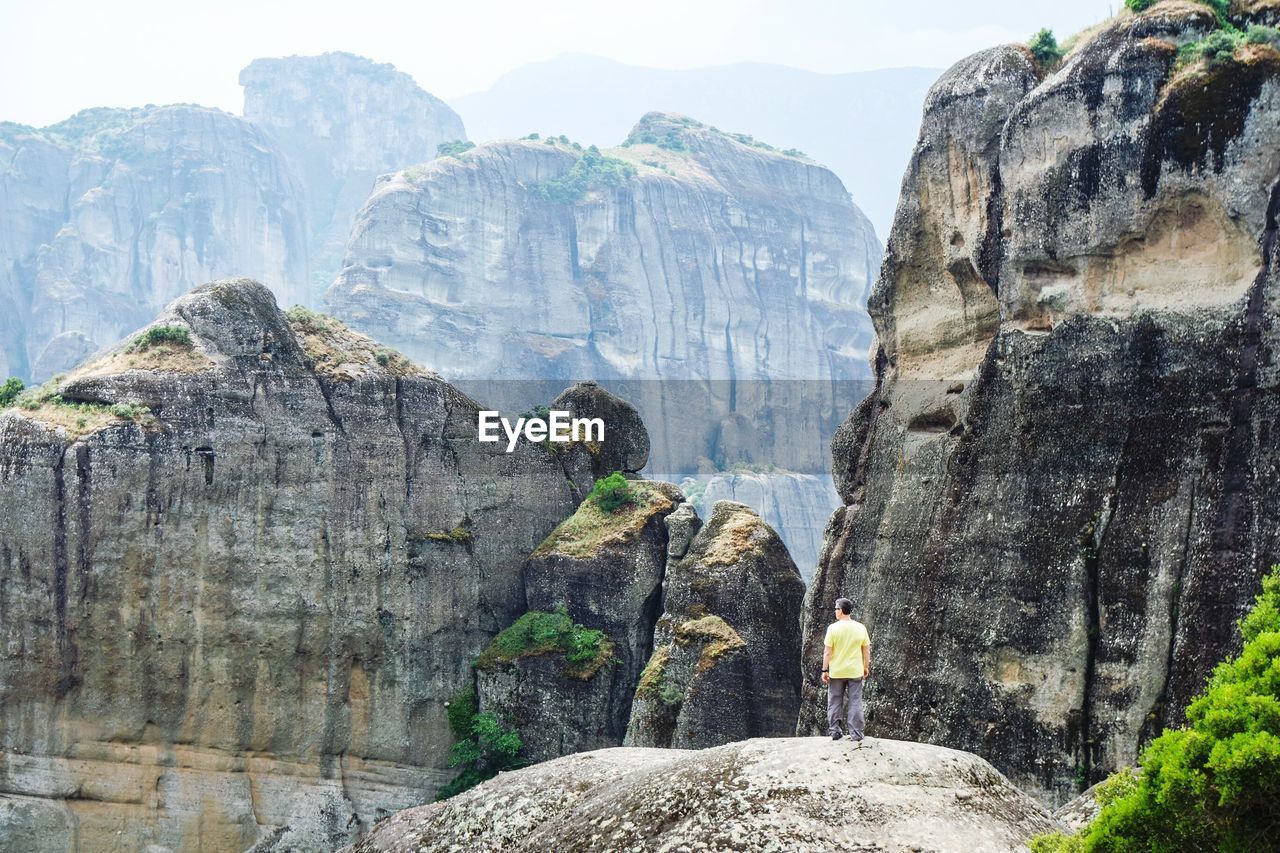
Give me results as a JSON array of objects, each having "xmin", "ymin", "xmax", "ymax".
[{"xmin": 824, "ymin": 619, "xmax": 870, "ymax": 679}]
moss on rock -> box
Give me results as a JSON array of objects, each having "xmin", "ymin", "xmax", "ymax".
[{"xmin": 533, "ymin": 481, "xmax": 675, "ymax": 558}]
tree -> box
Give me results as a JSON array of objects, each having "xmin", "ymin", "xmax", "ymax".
[{"xmin": 1028, "ymin": 28, "xmax": 1065, "ymax": 68}]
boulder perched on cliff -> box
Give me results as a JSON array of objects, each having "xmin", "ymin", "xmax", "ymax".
[
  {"xmin": 804, "ymin": 1, "xmax": 1280, "ymax": 806},
  {"xmin": 349, "ymin": 737, "xmax": 1059, "ymax": 852},
  {"xmin": 0, "ymin": 279, "xmax": 625, "ymax": 850},
  {"xmin": 240, "ymin": 52, "xmax": 466, "ymax": 288},
  {"xmin": 550, "ymin": 380, "xmax": 650, "ymax": 486},
  {"xmin": 627, "ymin": 501, "xmax": 805, "ymax": 748},
  {"xmin": 0, "ymin": 108, "xmax": 309, "ymax": 381}
]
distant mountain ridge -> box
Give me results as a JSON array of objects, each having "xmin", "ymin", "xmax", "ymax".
[{"xmin": 449, "ymin": 53, "xmax": 942, "ymax": 238}]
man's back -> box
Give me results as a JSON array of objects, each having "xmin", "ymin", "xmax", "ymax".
[{"xmin": 824, "ymin": 619, "xmax": 869, "ymax": 679}]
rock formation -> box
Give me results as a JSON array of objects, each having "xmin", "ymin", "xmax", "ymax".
[
  {"xmin": 627, "ymin": 501, "xmax": 805, "ymax": 748},
  {"xmin": 0, "ymin": 279, "xmax": 637, "ymax": 850},
  {"xmin": 348, "ymin": 737, "xmax": 1059, "ymax": 852},
  {"xmin": 328, "ymin": 112, "xmax": 878, "ymax": 568},
  {"xmin": 802, "ymin": 1, "xmax": 1280, "ymax": 806},
  {"xmin": 0, "ymin": 108, "xmax": 308, "ymax": 382},
  {"xmin": 699, "ymin": 469, "xmax": 840, "ymax": 579},
  {"xmin": 0, "ymin": 54, "xmax": 464, "ymax": 385},
  {"xmin": 477, "ymin": 479, "xmax": 682, "ymax": 759},
  {"xmin": 240, "ymin": 52, "xmax": 467, "ymax": 291}
]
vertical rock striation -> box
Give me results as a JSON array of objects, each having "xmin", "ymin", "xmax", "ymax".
[
  {"xmin": 240, "ymin": 52, "xmax": 467, "ymax": 293},
  {"xmin": 803, "ymin": 2, "xmax": 1280, "ymax": 805},
  {"xmin": 0, "ymin": 108, "xmax": 309, "ymax": 382}
]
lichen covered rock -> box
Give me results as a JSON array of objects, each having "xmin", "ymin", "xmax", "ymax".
[{"xmin": 348, "ymin": 737, "xmax": 1059, "ymax": 852}]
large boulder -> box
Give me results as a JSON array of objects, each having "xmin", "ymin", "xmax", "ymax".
[
  {"xmin": 804, "ymin": 1, "xmax": 1280, "ymax": 806},
  {"xmin": 348, "ymin": 737, "xmax": 1059, "ymax": 852},
  {"xmin": 627, "ymin": 501, "xmax": 805, "ymax": 747}
]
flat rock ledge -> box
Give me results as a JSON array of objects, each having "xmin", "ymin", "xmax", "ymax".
[{"xmin": 348, "ymin": 737, "xmax": 1059, "ymax": 852}]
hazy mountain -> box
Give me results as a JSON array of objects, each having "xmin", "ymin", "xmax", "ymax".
[{"xmin": 449, "ymin": 54, "xmax": 941, "ymax": 239}]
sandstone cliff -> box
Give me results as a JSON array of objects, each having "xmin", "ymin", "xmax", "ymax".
[
  {"xmin": 240, "ymin": 52, "xmax": 467, "ymax": 292},
  {"xmin": 0, "ymin": 279, "xmax": 636, "ymax": 850},
  {"xmin": 0, "ymin": 108, "xmax": 309, "ymax": 382},
  {"xmin": 802, "ymin": 1, "xmax": 1280, "ymax": 805},
  {"xmin": 348, "ymin": 737, "xmax": 1058, "ymax": 852}
]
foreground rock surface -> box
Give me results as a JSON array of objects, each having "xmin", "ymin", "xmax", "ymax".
[
  {"xmin": 0, "ymin": 279, "xmax": 636, "ymax": 850},
  {"xmin": 349, "ymin": 736, "xmax": 1058, "ymax": 852},
  {"xmin": 803, "ymin": 1, "xmax": 1280, "ymax": 805}
]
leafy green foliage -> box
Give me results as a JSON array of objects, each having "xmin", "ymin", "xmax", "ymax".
[
  {"xmin": 1180, "ymin": 28, "xmax": 1245, "ymax": 68},
  {"xmin": 436, "ymin": 140, "xmax": 475, "ymax": 158},
  {"xmin": 589, "ymin": 471, "xmax": 637, "ymax": 513},
  {"xmin": 1029, "ymin": 28, "xmax": 1065, "ymax": 68},
  {"xmin": 1245, "ymin": 24, "xmax": 1280, "ymax": 48},
  {"xmin": 475, "ymin": 608, "xmax": 609, "ymax": 674},
  {"xmin": 436, "ymin": 693, "xmax": 522, "ymax": 801},
  {"xmin": 1034, "ymin": 566, "xmax": 1280, "ymax": 852},
  {"xmin": 0, "ymin": 377, "xmax": 24, "ymax": 408},
  {"xmin": 131, "ymin": 325, "xmax": 191, "ymax": 352},
  {"xmin": 445, "ymin": 688, "xmax": 478, "ymax": 739},
  {"xmin": 531, "ymin": 146, "xmax": 636, "ymax": 203},
  {"xmin": 1124, "ymin": 0, "xmax": 1156, "ymax": 11}
]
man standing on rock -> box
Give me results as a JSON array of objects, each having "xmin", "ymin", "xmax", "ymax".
[{"xmin": 822, "ymin": 597, "xmax": 871, "ymax": 747}]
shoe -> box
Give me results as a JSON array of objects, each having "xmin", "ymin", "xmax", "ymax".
[{"xmin": 830, "ymin": 731, "xmax": 842, "ymax": 741}]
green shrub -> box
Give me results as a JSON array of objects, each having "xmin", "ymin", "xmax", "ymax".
[
  {"xmin": 0, "ymin": 377, "xmax": 24, "ymax": 408},
  {"xmin": 1034, "ymin": 565, "xmax": 1280, "ymax": 851},
  {"xmin": 436, "ymin": 698, "xmax": 522, "ymax": 801},
  {"xmin": 519, "ymin": 132, "xmax": 540, "ymax": 141},
  {"xmin": 436, "ymin": 140, "xmax": 475, "ymax": 158},
  {"xmin": 475, "ymin": 608, "xmax": 609, "ymax": 674},
  {"xmin": 109, "ymin": 402, "xmax": 150, "ymax": 419},
  {"xmin": 531, "ymin": 146, "xmax": 636, "ymax": 204},
  {"xmin": 445, "ymin": 688, "xmax": 478, "ymax": 739},
  {"xmin": 589, "ymin": 471, "xmax": 636, "ymax": 513},
  {"xmin": 131, "ymin": 325, "xmax": 191, "ymax": 352},
  {"xmin": 1124, "ymin": 0, "xmax": 1156, "ymax": 11},
  {"xmin": 1245, "ymin": 24, "xmax": 1280, "ymax": 48},
  {"xmin": 1029, "ymin": 28, "xmax": 1065, "ymax": 67}
]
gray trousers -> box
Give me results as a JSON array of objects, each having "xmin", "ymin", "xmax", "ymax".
[{"xmin": 827, "ymin": 677, "xmax": 865, "ymax": 740}]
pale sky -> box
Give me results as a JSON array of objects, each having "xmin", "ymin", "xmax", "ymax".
[{"xmin": 2, "ymin": 0, "xmax": 1118, "ymax": 128}]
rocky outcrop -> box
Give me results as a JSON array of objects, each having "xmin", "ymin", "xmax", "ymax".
[
  {"xmin": 240, "ymin": 52, "xmax": 467, "ymax": 290},
  {"xmin": 0, "ymin": 108, "xmax": 309, "ymax": 381},
  {"xmin": 477, "ymin": 479, "xmax": 683, "ymax": 758},
  {"xmin": 699, "ymin": 469, "xmax": 841, "ymax": 579},
  {"xmin": 348, "ymin": 737, "xmax": 1059, "ymax": 852},
  {"xmin": 328, "ymin": 114, "xmax": 878, "ymax": 471},
  {"xmin": 627, "ymin": 501, "xmax": 804, "ymax": 748},
  {"xmin": 803, "ymin": 2, "xmax": 1280, "ymax": 805},
  {"xmin": 0, "ymin": 279, "xmax": 640, "ymax": 850}
]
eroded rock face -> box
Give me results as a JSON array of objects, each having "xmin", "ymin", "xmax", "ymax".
[
  {"xmin": 804, "ymin": 2, "xmax": 1280, "ymax": 805},
  {"xmin": 328, "ymin": 114, "xmax": 878, "ymax": 475},
  {"xmin": 0, "ymin": 109, "xmax": 309, "ymax": 382},
  {"xmin": 0, "ymin": 279, "xmax": 628, "ymax": 850},
  {"xmin": 348, "ymin": 737, "xmax": 1059, "ymax": 852},
  {"xmin": 240, "ymin": 52, "xmax": 467, "ymax": 291},
  {"xmin": 627, "ymin": 501, "xmax": 805, "ymax": 747},
  {"xmin": 700, "ymin": 470, "xmax": 840, "ymax": 580}
]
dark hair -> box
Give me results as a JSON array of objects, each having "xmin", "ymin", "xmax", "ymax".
[{"xmin": 835, "ymin": 598, "xmax": 853, "ymax": 615}]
